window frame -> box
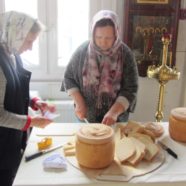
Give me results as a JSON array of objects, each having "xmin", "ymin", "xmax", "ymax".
[{"xmin": 33, "ymin": 0, "xmax": 64, "ymax": 81}]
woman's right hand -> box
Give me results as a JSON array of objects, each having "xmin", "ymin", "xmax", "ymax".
[
  {"xmin": 30, "ymin": 116, "xmax": 53, "ymax": 128},
  {"xmin": 70, "ymin": 91, "xmax": 87, "ymax": 120},
  {"xmin": 74, "ymin": 103, "xmax": 87, "ymax": 120}
]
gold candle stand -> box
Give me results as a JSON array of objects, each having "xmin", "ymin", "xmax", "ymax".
[{"xmin": 147, "ymin": 36, "xmax": 180, "ymax": 122}]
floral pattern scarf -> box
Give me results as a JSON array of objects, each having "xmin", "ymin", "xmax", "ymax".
[
  {"xmin": 0, "ymin": 11, "xmax": 35, "ymax": 54},
  {"xmin": 82, "ymin": 10, "xmax": 123, "ymax": 109}
]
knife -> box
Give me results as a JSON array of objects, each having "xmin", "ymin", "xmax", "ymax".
[
  {"xmin": 83, "ymin": 118, "xmax": 89, "ymax": 124},
  {"xmin": 25, "ymin": 144, "xmax": 63, "ymax": 162},
  {"xmin": 158, "ymin": 141, "xmax": 178, "ymax": 159}
]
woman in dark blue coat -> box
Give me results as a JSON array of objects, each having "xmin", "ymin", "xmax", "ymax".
[{"xmin": 0, "ymin": 11, "xmax": 54, "ymax": 186}]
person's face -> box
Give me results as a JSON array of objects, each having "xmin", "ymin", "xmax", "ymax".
[
  {"xmin": 94, "ymin": 25, "xmax": 115, "ymax": 51},
  {"xmin": 18, "ymin": 32, "xmax": 39, "ymax": 54}
]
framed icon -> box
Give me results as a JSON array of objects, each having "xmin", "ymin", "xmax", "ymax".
[{"xmin": 123, "ymin": 0, "xmax": 180, "ymax": 77}]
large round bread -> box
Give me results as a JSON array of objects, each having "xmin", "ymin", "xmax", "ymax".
[
  {"xmin": 75, "ymin": 124, "xmax": 115, "ymax": 169},
  {"xmin": 169, "ymin": 107, "xmax": 186, "ymax": 142}
]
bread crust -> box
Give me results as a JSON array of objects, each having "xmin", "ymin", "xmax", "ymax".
[{"xmin": 169, "ymin": 115, "xmax": 186, "ymax": 142}]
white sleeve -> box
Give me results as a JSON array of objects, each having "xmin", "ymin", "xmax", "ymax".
[
  {"xmin": 0, "ymin": 68, "xmax": 27, "ymax": 130},
  {"xmin": 115, "ymin": 96, "xmax": 129, "ymax": 111}
]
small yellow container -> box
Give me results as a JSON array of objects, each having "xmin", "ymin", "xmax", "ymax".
[
  {"xmin": 75, "ymin": 124, "xmax": 115, "ymax": 169},
  {"xmin": 37, "ymin": 137, "xmax": 52, "ymax": 150},
  {"xmin": 169, "ymin": 107, "xmax": 186, "ymax": 142}
]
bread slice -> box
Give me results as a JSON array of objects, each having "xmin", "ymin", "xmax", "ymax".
[
  {"xmin": 63, "ymin": 143, "xmax": 75, "ymax": 151},
  {"xmin": 129, "ymin": 133, "xmax": 159, "ymax": 161},
  {"xmin": 123, "ymin": 120, "xmax": 144, "ymax": 136},
  {"xmin": 63, "ymin": 140, "xmax": 76, "ymax": 156},
  {"xmin": 140, "ymin": 128, "xmax": 156, "ymax": 141},
  {"xmin": 144, "ymin": 122, "xmax": 164, "ymax": 137},
  {"xmin": 126, "ymin": 137, "xmax": 146, "ymax": 166},
  {"xmin": 64, "ymin": 148, "xmax": 76, "ymax": 156},
  {"xmin": 115, "ymin": 137, "xmax": 136, "ymax": 163}
]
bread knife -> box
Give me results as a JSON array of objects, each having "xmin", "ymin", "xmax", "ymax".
[
  {"xmin": 25, "ymin": 144, "xmax": 63, "ymax": 162},
  {"xmin": 83, "ymin": 118, "xmax": 89, "ymax": 124},
  {"xmin": 158, "ymin": 141, "xmax": 178, "ymax": 159}
]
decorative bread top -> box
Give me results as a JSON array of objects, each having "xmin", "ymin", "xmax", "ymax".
[
  {"xmin": 76, "ymin": 124, "xmax": 114, "ymax": 144},
  {"xmin": 171, "ymin": 107, "xmax": 186, "ymax": 121}
]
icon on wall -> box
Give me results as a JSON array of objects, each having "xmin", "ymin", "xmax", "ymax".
[{"xmin": 123, "ymin": 0, "xmax": 180, "ymax": 77}]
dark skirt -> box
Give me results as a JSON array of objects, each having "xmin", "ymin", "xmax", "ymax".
[{"xmin": 0, "ymin": 127, "xmax": 24, "ymax": 186}]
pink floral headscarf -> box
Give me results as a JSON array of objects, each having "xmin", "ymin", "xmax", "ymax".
[
  {"xmin": 0, "ymin": 11, "xmax": 35, "ymax": 54},
  {"xmin": 82, "ymin": 10, "xmax": 124, "ymax": 109}
]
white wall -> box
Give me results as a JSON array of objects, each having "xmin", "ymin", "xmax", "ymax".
[
  {"xmin": 130, "ymin": 56, "xmax": 185, "ymax": 122},
  {"xmin": 130, "ymin": 0, "xmax": 186, "ymax": 121}
]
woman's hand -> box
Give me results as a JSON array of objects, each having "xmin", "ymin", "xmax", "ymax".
[
  {"xmin": 69, "ymin": 90, "xmax": 87, "ymax": 121},
  {"xmin": 34, "ymin": 100, "xmax": 56, "ymax": 115},
  {"xmin": 102, "ymin": 111, "xmax": 117, "ymax": 126},
  {"xmin": 30, "ymin": 116, "xmax": 53, "ymax": 128},
  {"xmin": 102, "ymin": 102, "xmax": 125, "ymax": 126},
  {"xmin": 75, "ymin": 103, "xmax": 87, "ymax": 120}
]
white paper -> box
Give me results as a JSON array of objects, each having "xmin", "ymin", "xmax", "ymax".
[{"xmin": 43, "ymin": 111, "xmax": 60, "ymax": 120}]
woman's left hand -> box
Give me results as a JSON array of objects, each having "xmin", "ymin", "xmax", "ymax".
[
  {"xmin": 35, "ymin": 100, "xmax": 56, "ymax": 115},
  {"xmin": 102, "ymin": 112, "xmax": 117, "ymax": 126},
  {"xmin": 102, "ymin": 102, "xmax": 125, "ymax": 126}
]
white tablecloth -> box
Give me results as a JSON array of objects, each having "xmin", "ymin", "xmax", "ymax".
[{"xmin": 13, "ymin": 123, "xmax": 186, "ymax": 186}]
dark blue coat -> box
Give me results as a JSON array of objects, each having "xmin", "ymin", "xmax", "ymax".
[{"xmin": 0, "ymin": 46, "xmax": 31, "ymax": 170}]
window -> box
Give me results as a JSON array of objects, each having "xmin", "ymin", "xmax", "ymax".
[
  {"xmin": 3, "ymin": 0, "xmax": 89, "ymax": 80},
  {"xmin": 57, "ymin": 0, "xmax": 89, "ymax": 67}
]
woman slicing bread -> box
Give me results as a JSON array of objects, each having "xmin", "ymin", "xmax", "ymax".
[
  {"xmin": 62, "ymin": 10, "xmax": 138, "ymax": 125},
  {"xmin": 0, "ymin": 11, "xmax": 55, "ymax": 186}
]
